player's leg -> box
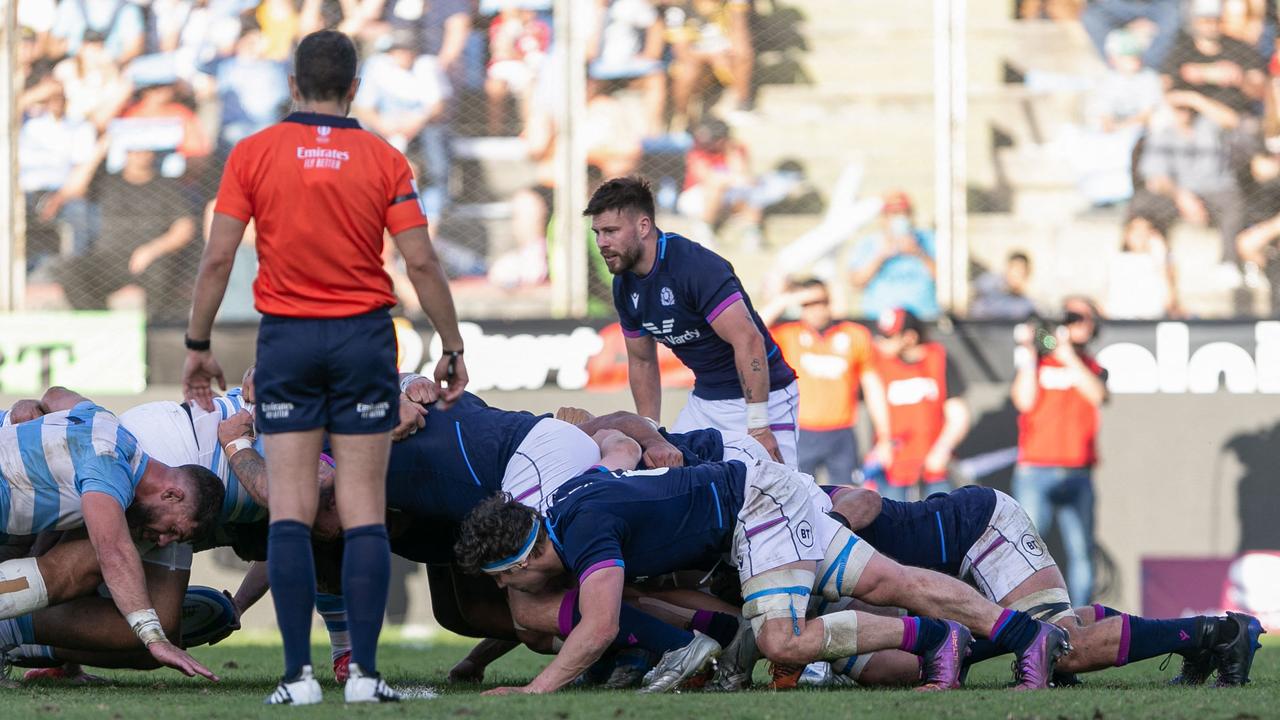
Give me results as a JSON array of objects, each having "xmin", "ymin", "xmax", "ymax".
[
  {"xmin": 826, "ymin": 430, "xmax": 859, "ymax": 487},
  {"xmin": 796, "ymin": 428, "xmax": 827, "ymax": 478},
  {"xmin": 1053, "ymin": 471, "xmax": 1096, "ymax": 606}
]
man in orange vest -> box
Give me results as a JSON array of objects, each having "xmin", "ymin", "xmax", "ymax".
[
  {"xmin": 871, "ymin": 308, "xmax": 970, "ymax": 502},
  {"xmin": 765, "ymin": 279, "xmax": 889, "ymax": 485},
  {"xmin": 1011, "ymin": 297, "xmax": 1107, "ymax": 606}
]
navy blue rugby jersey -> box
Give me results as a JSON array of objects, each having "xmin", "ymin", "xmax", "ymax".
[
  {"xmin": 543, "ymin": 461, "xmax": 749, "ymax": 584},
  {"xmin": 385, "ymin": 392, "xmax": 545, "ymax": 522},
  {"xmin": 851, "ymin": 485, "xmax": 998, "ymax": 576},
  {"xmin": 612, "ymin": 231, "xmax": 795, "ymax": 400}
]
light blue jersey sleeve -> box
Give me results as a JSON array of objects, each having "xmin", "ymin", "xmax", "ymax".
[{"xmin": 66, "ymin": 402, "xmax": 147, "ymax": 511}]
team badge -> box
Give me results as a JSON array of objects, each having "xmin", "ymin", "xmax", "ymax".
[
  {"xmin": 660, "ymin": 287, "xmax": 675, "ymax": 306},
  {"xmin": 631, "ymin": 292, "xmax": 640, "ymax": 309},
  {"xmin": 317, "ymin": 126, "xmax": 331, "ymax": 143}
]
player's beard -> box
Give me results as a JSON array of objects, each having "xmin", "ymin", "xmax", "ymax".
[
  {"xmin": 604, "ymin": 242, "xmax": 643, "ymax": 275},
  {"xmin": 125, "ymin": 502, "xmax": 158, "ymax": 532}
]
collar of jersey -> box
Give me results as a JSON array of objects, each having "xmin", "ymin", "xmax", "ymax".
[
  {"xmin": 634, "ymin": 230, "xmax": 669, "ymax": 280},
  {"xmin": 283, "ymin": 112, "xmax": 361, "ymax": 129}
]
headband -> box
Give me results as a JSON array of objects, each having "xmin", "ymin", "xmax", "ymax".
[{"xmin": 481, "ymin": 517, "xmax": 540, "ymax": 573}]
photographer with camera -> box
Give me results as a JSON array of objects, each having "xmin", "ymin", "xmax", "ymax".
[{"xmin": 1011, "ymin": 297, "xmax": 1108, "ymax": 606}]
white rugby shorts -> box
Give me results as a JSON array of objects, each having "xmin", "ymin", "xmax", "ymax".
[
  {"xmin": 732, "ymin": 460, "xmax": 826, "ymax": 582},
  {"xmin": 673, "ymin": 381, "xmax": 800, "ymax": 469},
  {"xmin": 959, "ymin": 490, "xmax": 1058, "ymax": 603},
  {"xmin": 502, "ymin": 418, "xmax": 602, "ymax": 512}
]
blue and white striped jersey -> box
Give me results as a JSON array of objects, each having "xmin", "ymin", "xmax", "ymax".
[
  {"xmin": 0, "ymin": 402, "xmax": 149, "ymax": 537},
  {"xmin": 120, "ymin": 388, "xmax": 267, "ymax": 526}
]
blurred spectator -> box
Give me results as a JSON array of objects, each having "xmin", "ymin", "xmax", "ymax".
[
  {"xmin": 1012, "ymin": 297, "xmax": 1107, "ymax": 605},
  {"xmin": 20, "ymin": 81, "xmax": 102, "ymax": 267},
  {"xmin": 49, "ymin": 0, "xmax": 146, "ymax": 63},
  {"xmin": 583, "ymin": 79, "xmax": 644, "ymax": 179},
  {"xmin": 149, "ymin": 0, "xmax": 245, "ymax": 82},
  {"xmin": 663, "ymin": 0, "xmax": 754, "ymax": 127},
  {"xmin": 256, "ymin": 0, "xmax": 325, "ymax": 61},
  {"xmin": 847, "ymin": 191, "xmax": 939, "ymax": 320},
  {"xmin": 485, "ymin": 4, "xmax": 551, "ymax": 135},
  {"xmin": 763, "ymin": 278, "xmax": 889, "ymax": 486},
  {"xmin": 1235, "ymin": 134, "xmax": 1280, "ymax": 294},
  {"xmin": 1067, "ymin": 29, "xmax": 1163, "ymax": 204},
  {"xmin": 970, "ymin": 251, "xmax": 1037, "ymax": 320},
  {"xmin": 1220, "ymin": 0, "xmax": 1276, "ymax": 60},
  {"xmin": 56, "ymin": 144, "xmax": 198, "ymax": 322},
  {"xmin": 121, "ymin": 73, "xmax": 213, "ymax": 169},
  {"xmin": 1106, "ymin": 214, "xmax": 1182, "ymax": 318},
  {"xmin": 377, "ymin": 0, "xmax": 474, "ymax": 84},
  {"xmin": 353, "ymin": 28, "xmax": 449, "ymax": 220},
  {"xmin": 52, "ymin": 30, "xmax": 133, "ymax": 131},
  {"xmin": 588, "ymin": 0, "xmax": 667, "ymax": 137},
  {"xmin": 206, "ymin": 16, "xmax": 290, "ymax": 153},
  {"xmin": 871, "ymin": 308, "xmax": 970, "ymax": 502},
  {"xmin": 1016, "ymin": 0, "xmax": 1084, "ymax": 20},
  {"xmin": 1081, "ymin": 0, "xmax": 1180, "ymax": 70},
  {"xmin": 1137, "ymin": 91, "xmax": 1245, "ymax": 277},
  {"xmin": 18, "ymin": 2, "xmax": 56, "ymax": 60},
  {"xmin": 1162, "ymin": 0, "xmax": 1267, "ymax": 122}
]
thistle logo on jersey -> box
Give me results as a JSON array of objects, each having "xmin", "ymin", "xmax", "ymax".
[{"xmin": 661, "ymin": 287, "xmax": 675, "ymax": 306}]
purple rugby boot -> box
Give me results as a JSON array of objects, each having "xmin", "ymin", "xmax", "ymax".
[
  {"xmin": 1013, "ymin": 622, "xmax": 1070, "ymax": 690},
  {"xmin": 918, "ymin": 621, "xmax": 973, "ymax": 691}
]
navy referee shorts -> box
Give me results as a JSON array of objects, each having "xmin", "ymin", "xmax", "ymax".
[{"xmin": 255, "ymin": 308, "xmax": 399, "ymax": 435}]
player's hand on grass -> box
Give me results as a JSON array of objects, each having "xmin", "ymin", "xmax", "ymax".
[
  {"xmin": 392, "ymin": 394, "xmax": 428, "ymax": 441},
  {"xmin": 8, "ymin": 399, "xmax": 48, "ymax": 423},
  {"xmin": 642, "ymin": 439, "xmax": 685, "ymax": 468},
  {"xmin": 749, "ymin": 427, "xmax": 784, "ymax": 463},
  {"xmin": 183, "ymin": 350, "xmax": 226, "ymax": 412},
  {"xmin": 404, "ymin": 376, "xmax": 441, "ymax": 406},
  {"xmin": 482, "ymin": 685, "xmax": 533, "ymax": 696},
  {"xmin": 433, "ymin": 353, "xmax": 469, "ymax": 409},
  {"xmin": 217, "ymin": 409, "xmax": 255, "ymax": 447},
  {"xmin": 148, "ymin": 641, "xmax": 219, "ymax": 681}
]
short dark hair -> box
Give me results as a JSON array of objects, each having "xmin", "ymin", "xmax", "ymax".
[
  {"xmin": 1007, "ymin": 251, "xmax": 1030, "ymax": 267},
  {"xmin": 583, "ymin": 176, "xmax": 656, "ymax": 221},
  {"xmin": 293, "ymin": 30, "xmax": 358, "ymax": 103},
  {"xmin": 795, "ymin": 277, "xmax": 827, "ymax": 291},
  {"xmin": 179, "ymin": 464, "xmax": 225, "ymax": 541},
  {"xmin": 455, "ymin": 494, "xmax": 545, "ymax": 575}
]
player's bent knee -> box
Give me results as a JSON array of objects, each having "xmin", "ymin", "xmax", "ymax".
[
  {"xmin": 815, "ymin": 528, "xmax": 876, "ymax": 602},
  {"xmin": 1006, "ymin": 587, "xmax": 1074, "ymax": 624},
  {"xmin": 740, "ymin": 567, "xmax": 816, "ymax": 636},
  {"xmin": 0, "ymin": 557, "xmax": 49, "ymax": 618},
  {"xmin": 756, "ymin": 621, "xmax": 812, "ymax": 666}
]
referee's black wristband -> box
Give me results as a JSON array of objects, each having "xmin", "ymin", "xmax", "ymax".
[
  {"xmin": 184, "ymin": 335, "xmax": 211, "ymax": 351},
  {"xmin": 442, "ymin": 349, "xmax": 464, "ymax": 356}
]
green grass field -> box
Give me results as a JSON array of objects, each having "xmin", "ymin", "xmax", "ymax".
[{"xmin": 5, "ymin": 632, "xmax": 1278, "ymax": 719}]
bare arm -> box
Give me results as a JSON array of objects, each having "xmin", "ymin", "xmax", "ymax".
[
  {"xmin": 82, "ymin": 494, "xmax": 153, "ymax": 617},
  {"xmin": 833, "ymin": 486, "xmax": 883, "ymax": 532},
  {"xmin": 1011, "ymin": 359, "xmax": 1039, "ymax": 414},
  {"xmin": 859, "ymin": 369, "xmax": 891, "ymax": 446},
  {"xmin": 521, "ymin": 568, "xmax": 624, "ymax": 693},
  {"xmin": 574, "ymin": 410, "xmax": 683, "ymax": 468},
  {"xmin": 595, "ymin": 431, "xmax": 643, "ymax": 472},
  {"xmin": 391, "ymin": 225, "xmax": 468, "ymax": 403},
  {"xmin": 438, "ymin": 13, "xmax": 473, "ymax": 72},
  {"xmin": 710, "ymin": 301, "xmax": 784, "ymax": 461},
  {"xmin": 624, "ymin": 334, "xmax": 663, "ymax": 421},
  {"xmin": 849, "ymin": 249, "xmax": 891, "ymax": 288},
  {"xmin": 182, "ymin": 213, "xmax": 245, "ymax": 410},
  {"xmin": 232, "ymin": 561, "xmax": 270, "ymax": 615},
  {"xmin": 930, "ymin": 397, "xmax": 970, "ymax": 460}
]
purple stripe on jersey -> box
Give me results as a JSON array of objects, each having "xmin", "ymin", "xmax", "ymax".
[
  {"xmin": 1116, "ymin": 614, "xmax": 1132, "ymax": 666},
  {"xmin": 768, "ymin": 423, "xmax": 796, "ymax": 431},
  {"xmin": 558, "ymin": 589, "xmax": 579, "ymax": 637},
  {"xmin": 514, "ymin": 484, "xmax": 541, "ymax": 502},
  {"xmin": 745, "ymin": 515, "xmax": 785, "ymax": 539},
  {"xmin": 971, "ymin": 535, "xmax": 1007, "ymax": 568},
  {"xmin": 621, "ymin": 327, "xmax": 647, "ymax": 338},
  {"xmin": 705, "ymin": 292, "xmax": 744, "ymax": 324},
  {"xmin": 579, "ymin": 559, "xmax": 624, "ymax": 585}
]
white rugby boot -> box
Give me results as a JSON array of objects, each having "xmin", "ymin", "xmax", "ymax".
[{"xmin": 264, "ymin": 665, "xmax": 323, "ymax": 705}]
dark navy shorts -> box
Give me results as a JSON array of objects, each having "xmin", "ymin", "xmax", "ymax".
[{"xmin": 255, "ymin": 308, "xmax": 399, "ymax": 435}]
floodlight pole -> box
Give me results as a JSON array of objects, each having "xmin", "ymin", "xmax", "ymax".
[
  {"xmin": 933, "ymin": 0, "xmax": 968, "ymax": 316},
  {"xmin": 0, "ymin": 1, "xmax": 23, "ymax": 312}
]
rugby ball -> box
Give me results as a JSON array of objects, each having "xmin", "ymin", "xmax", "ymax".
[{"xmin": 181, "ymin": 585, "xmax": 239, "ymax": 648}]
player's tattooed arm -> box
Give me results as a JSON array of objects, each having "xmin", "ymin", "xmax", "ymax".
[{"xmin": 227, "ymin": 449, "xmax": 269, "ymax": 508}]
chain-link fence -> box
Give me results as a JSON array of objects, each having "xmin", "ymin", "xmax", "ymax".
[{"xmin": 14, "ymin": 0, "xmax": 1279, "ymax": 325}]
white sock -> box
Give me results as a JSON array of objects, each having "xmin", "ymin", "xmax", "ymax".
[{"xmin": 315, "ymin": 593, "xmax": 350, "ymax": 662}]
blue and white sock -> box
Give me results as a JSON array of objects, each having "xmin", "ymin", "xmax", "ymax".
[{"xmin": 315, "ymin": 593, "xmax": 351, "ymax": 662}]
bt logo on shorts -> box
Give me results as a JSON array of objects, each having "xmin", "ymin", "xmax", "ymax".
[
  {"xmin": 261, "ymin": 402, "xmax": 294, "ymax": 420},
  {"xmin": 356, "ymin": 401, "xmax": 390, "ymax": 420},
  {"xmin": 1020, "ymin": 533, "xmax": 1044, "ymax": 557},
  {"xmin": 796, "ymin": 520, "xmax": 814, "ymax": 548}
]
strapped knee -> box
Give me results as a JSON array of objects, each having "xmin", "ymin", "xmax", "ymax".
[
  {"xmin": 1007, "ymin": 588, "xmax": 1074, "ymax": 624},
  {"xmin": 815, "ymin": 527, "xmax": 876, "ymax": 602},
  {"xmin": 740, "ymin": 568, "xmax": 816, "ymax": 636},
  {"xmin": 819, "ymin": 609, "xmax": 860, "ymax": 659},
  {"xmin": 0, "ymin": 558, "xmax": 49, "ymax": 619}
]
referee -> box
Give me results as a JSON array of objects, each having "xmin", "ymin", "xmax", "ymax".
[{"xmin": 181, "ymin": 31, "xmax": 467, "ymax": 705}]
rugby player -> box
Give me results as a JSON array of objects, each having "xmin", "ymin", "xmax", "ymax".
[
  {"xmin": 819, "ymin": 485, "xmax": 1264, "ymax": 687},
  {"xmin": 0, "ymin": 387, "xmax": 222, "ymax": 680},
  {"xmin": 588, "ymin": 177, "xmax": 800, "ymax": 466},
  {"xmin": 456, "ymin": 441, "xmax": 1072, "ymax": 694}
]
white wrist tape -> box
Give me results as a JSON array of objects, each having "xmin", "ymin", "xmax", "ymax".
[
  {"xmin": 746, "ymin": 402, "xmax": 769, "ymax": 430},
  {"xmin": 127, "ymin": 608, "xmax": 168, "ymax": 646},
  {"xmin": 0, "ymin": 557, "xmax": 50, "ymax": 618},
  {"xmin": 399, "ymin": 373, "xmax": 425, "ymax": 393},
  {"xmin": 224, "ymin": 437, "xmax": 253, "ymax": 459}
]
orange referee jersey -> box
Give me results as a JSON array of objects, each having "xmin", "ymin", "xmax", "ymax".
[
  {"xmin": 771, "ymin": 320, "xmax": 873, "ymax": 431},
  {"xmin": 1017, "ymin": 353, "xmax": 1105, "ymax": 468},
  {"xmin": 215, "ymin": 112, "xmax": 428, "ymax": 318},
  {"xmin": 876, "ymin": 342, "xmax": 950, "ymax": 486}
]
